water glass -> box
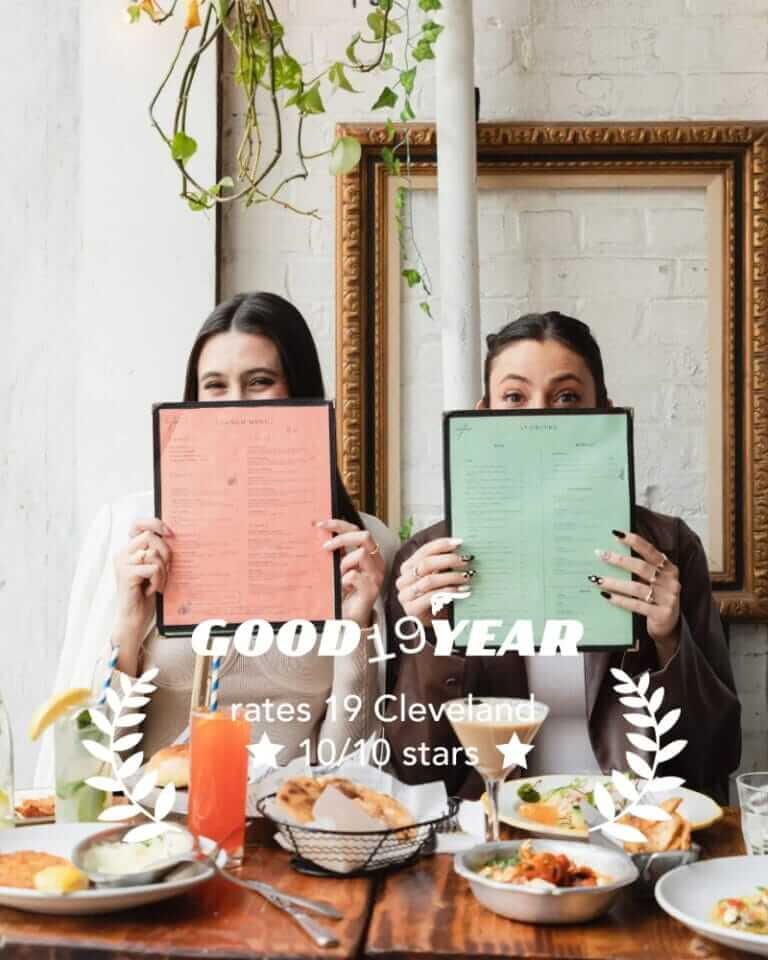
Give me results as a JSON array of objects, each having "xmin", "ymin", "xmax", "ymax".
[
  {"xmin": 737, "ymin": 772, "xmax": 768, "ymax": 855},
  {"xmin": 54, "ymin": 703, "xmax": 111, "ymax": 822}
]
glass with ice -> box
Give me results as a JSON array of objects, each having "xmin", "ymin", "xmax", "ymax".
[
  {"xmin": 54, "ymin": 704, "xmax": 111, "ymax": 822},
  {"xmin": 737, "ymin": 772, "xmax": 768, "ymax": 855}
]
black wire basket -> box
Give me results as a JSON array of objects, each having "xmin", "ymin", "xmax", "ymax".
[{"xmin": 257, "ymin": 794, "xmax": 460, "ymax": 877}]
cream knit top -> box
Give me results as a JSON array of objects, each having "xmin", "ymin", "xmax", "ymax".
[{"xmin": 34, "ymin": 490, "xmax": 399, "ymax": 785}]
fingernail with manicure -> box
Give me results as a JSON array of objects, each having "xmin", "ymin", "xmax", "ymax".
[
  {"xmin": 588, "ymin": 575, "xmax": 603, "ymax": 584},
  {"xmin": 449, "ymin": 538, "xmax": 463, "ymax": 547},
  {"xmin": 460, "ymin": 554, "xmax": 474, "ymax": 562},
  {"xmin": 600, "ymin": 591, "xmax": 612, "ymax": 599},
  {"xmin": 595, "ymin": 548, "xmax": 609, "ymax": 560},
  {"xmin": 612, "ymin": 529, "xmax": 626, "ymax": 539}
]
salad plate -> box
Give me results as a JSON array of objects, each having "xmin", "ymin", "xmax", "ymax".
[
  {"xmin": 656, "ymin": 856, "xmax": 768, "ymax": 956},
  {"xmin": 496, "ymin": 774, "xmax": 723, "ymax": 838}
]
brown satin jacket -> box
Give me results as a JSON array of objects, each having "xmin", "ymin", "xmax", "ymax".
[{"xmin": 384, "ymin": 506, "xmax": 741, "ymax": 804}]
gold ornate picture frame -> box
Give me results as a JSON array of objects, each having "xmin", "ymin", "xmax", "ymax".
[{"xmin": 335, "ymin": 122, "xmax": 768, "ymax": 620}]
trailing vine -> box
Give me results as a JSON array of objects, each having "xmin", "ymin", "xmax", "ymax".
[{"xmin": 126, "ymin": 0, "xmax": 442, "ymax": 306}]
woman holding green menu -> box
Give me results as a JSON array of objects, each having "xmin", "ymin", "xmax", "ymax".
[{"xmin": 385, "ymin": 311, "xmax": 740, "ymax": 804}]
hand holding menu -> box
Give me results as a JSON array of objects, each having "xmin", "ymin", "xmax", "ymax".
[
  {"xmin": 445, "ymin": 409, "xmax": 636, "ymax": 650},
  {"xmin": 154, "ymin": 401, "xmax": 339, "ymax": 634}
]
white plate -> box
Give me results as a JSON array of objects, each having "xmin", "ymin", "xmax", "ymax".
[
  {"xmin": 498, "ymin": 774, "xmax": 723, "ymax": 838},
  {"xmin": 14, "ymin": 788, "xmax": 56, "ymax": 825},
  {"xmin": 656, "ymin": 855, "xmax": 768, "ymax": 956},
  {"xmin": 0, "ymin": 823, "xmax": 219, "ymax": 915}
]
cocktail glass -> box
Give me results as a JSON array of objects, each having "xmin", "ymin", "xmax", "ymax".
[
  {"xmin": 188, "ymin": 707, "xmax": 250, "ymax": 865},
  {"xmin": 54, "ymin": 703, "xmax": 111, "ymax": 822},
  {"xmin": 737, "ymin": 772, "xmax": 768, "ymax": 855},
  {"xmin": 447, "ymin": 696, "xmax": 549, "ymax": 842}
]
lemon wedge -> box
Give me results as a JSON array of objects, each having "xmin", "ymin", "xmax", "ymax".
[
  {"xmin": 28, "ymin": 688, "xmax": 92, "ymax": 741},
  {"xmin": 33, "ymin": 864, "xmax": 89, "ymax": 894}
]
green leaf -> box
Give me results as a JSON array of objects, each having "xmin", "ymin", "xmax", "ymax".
[
  {"xmin": 329, "ymin": 62, "xmax": 358, "ymax": 93},
  {"xmin": 413, "ymin": 39, "xmax": 435, "ymax": 62},
  {"xmin": 381, "ymin": 52, "xmax": 394, "ymax": 71},
  {"xmin": 422, "ymin": 20, "xmax": 444, "ymax": 43},
  {"xmin": 218, "ymin": 175, "xmax": 234, "ymax": 189},
  {"xmin": 269, "ymin": 19, "xmax": 284, "ymax": 43},
  {"xmin": 171, "ymin": 131, "xmax": 197, "ymax": 162},
  {"xmin": 372, "ymin": 86, "xmax": 398, "ymax": 110},
  {"xmin": 273, "ymin": 54, "xmax": 302, "ymax": 90},
  {"xmin": 235, "ymin": 53, "xmax": 266, "ymax": 88},
  {"xmin": 399, "ymin": 67, "xmax": 417, "ymax": 94},
  {"xmin": 394, "ymin": 185, "xmax": 407, "ymax": 210},
  {"xmin": 419, "ymin": 301, "xmax": 432, "ymax": 317},
  {"xmin": 381, "ymin": 146, "xmax": 402, "ymax": 176},
  {"xmin": 126, "ymin": 4, "xmax": 141, "ymax": 23},
  {"xmin": 286, "ymin": 82, "xmax": 325, "ymax": 115},
  {"xmin": 385, "ymin": 118, "xmax": 397, "ymax": 142},
  {"xmin": 187, "ymin": 191, "xmax": 210, "ymax": 212},
  {"xmin": 346, "ymin": 32, "xmax": 361, "ymax": 64},
  {"xmin": 367, "ymin": 10, "xmax": 401, "ymax": 40},
  {"xmin": 400, "ymin": 98, "xmax": 415, "ymax": 122},
  {"xmin": 398, "ymin": 515, "xmax": 414, "ymax": 542},
  {"xmin": 402, "ymin": 268, "xmax": 422, "ymax": 288},
  {"xmin": 419, "ymin": 0, "xmax": 442, "ymax": 10},
  {"xmin": 330, "ymin": 136, "xmax": 362, "ymax": 175}
]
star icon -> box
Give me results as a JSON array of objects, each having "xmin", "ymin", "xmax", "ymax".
[
  {"xmin": 246, "ymin": 732, "xmax": 285, "ymax": 771},
  {"xmin": 496, "ymin": 733, "xmax": 535, "ymax": 771}
]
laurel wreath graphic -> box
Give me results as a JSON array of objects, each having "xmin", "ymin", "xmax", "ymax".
[
  {"xmin": 588, "ymin": 668, "xmax": 688, "ymax": 844},
  {"xmin": 82, "ymin": 667, "xmax": 182, "ymax": 843}
]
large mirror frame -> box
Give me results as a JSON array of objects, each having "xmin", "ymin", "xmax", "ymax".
[{"xmin": 335, "ymin": 122, "xmax": 768, "ymax": 620}]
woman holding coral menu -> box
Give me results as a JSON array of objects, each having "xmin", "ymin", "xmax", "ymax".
[
  {"xmin": 35, "ymin": 293, "xmax": 399, "ymax": 784},
  {"xmin": 386, "ymin": 312, "xmax": 740, "ymax": 803}
]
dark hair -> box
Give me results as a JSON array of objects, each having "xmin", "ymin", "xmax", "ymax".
[
  {"xmin": 184, "ymin": 292, "xmax": 362, "ymax": 526},
  {"xmin": 483, "ymin": 311, "xmax": 609, "ymax": 407}
]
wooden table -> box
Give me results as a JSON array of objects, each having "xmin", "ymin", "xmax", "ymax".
[
  {"xmin": 0, "ymin": 808, "xmax": 754, "ymax": 960},
  {"xmin": 366, "ymin": 807, "xmax": 751, "ymax": 960}
]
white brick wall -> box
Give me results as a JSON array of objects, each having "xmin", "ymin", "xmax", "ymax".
[{"xmin": 220, "ymin": 0, "xmax": 768, "ymax": 782}]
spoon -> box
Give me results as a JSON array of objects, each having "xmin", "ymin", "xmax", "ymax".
[{"xmin": 71, "ymin": 825, "xmax": 342, "ymax": 929}]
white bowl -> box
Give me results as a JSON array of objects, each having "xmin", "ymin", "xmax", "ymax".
[
  {"xmin": 454, "ymin": 839, "xmax": 638, "ymax": 925},
  {"xmin": 655, "ymin": 855, "xmax": 768, "ymax": 956}
]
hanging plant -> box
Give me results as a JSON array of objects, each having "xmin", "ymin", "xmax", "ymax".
[{"xmin": 125, "ymin": 0, "xmax": 441, "ymax": 307}]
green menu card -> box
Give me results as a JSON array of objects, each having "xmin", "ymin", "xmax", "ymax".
[{"xmin": 444, "ymin": 409, "xmax": 636, "ymax": 650}]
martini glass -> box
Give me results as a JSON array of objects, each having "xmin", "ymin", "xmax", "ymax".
[{"xmin": 447, "ymin": 696, "xmax": 549, "ymax": 842}]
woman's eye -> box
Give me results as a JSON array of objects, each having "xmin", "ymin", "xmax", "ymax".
[
  {"xmin": 502, "ymin": 392, "xmax": 525, "ymax": 405},
  {"xmin": 555, "ymin": 391, "xmax": 580, "ymax": 405},
  {"xmin": 248, "ymin": 378, "xmax": 275, "ymax": 389},
  {"xmin": 203, "ymin": 381, "xmax": 226, "ymax": 391}
]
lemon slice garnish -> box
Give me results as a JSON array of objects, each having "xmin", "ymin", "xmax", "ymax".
[
  {"xmin": 33, "ymin": 864, "xmax": 89, "ymax": 894},
  {"xmin": 28, "ymin": 688, "xmax": 92, "ymax": 741}
]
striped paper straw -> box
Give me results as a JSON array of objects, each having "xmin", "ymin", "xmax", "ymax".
[
  {"xmin": 210, "ymin": 656, "xmax": 222, "ymax": 713},
  {"xmin": 97, "ymin": 645, "xmax": 120, "ymax": 706}
]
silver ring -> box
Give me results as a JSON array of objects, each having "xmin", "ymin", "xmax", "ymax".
[
  {"xmin": 645, "ymin": 586, "xmax": 656, "ymax": 604},
  {"xmin": 368, "ymin": 542, "xmax": 380, "ymax": 557},
  {"xmin": 650, "ymin": 568, "xmax": 659, "ymax": 584},
  {"xmin": 656, "ymin": 553, "xmax": 668, "ymax": 572}
]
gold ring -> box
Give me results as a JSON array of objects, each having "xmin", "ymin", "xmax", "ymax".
[
  {"xmin": 368, "ymin": 543, "xmax": 380, "ymax": 557},
  {"xmin": 656, "ymin": 553, "xmax": 668, "ymax": 572},
  {"xmin": 645, "ymin": 586, "xmax": 656, "ymax": 604}
]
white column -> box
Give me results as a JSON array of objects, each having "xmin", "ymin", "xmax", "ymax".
[{"xmin": 435, "ymin": 0, "xmax": 481, "ymax": 410}]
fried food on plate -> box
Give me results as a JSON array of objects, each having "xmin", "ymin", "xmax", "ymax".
[
  {"xmin": 620, "ymin": 797, "xmax": 692, "ymax": 853},
  {"xmin": 15, "ymin": 796, "xmax": 55, "ymax": 820},
  {"xmin": 147, "ymin": 743, "xmax": 189, "ymax": 788},
  {"xmin": 276, "ymin": 776, "xmax": 414, "ymax": 831},
  {"xmin": 0, "ymin": 852, "xmax": 73, "ymax": 889}
]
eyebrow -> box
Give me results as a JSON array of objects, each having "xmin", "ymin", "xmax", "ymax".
[
  {"xmin": 499, "ymin": 372, "xmax": 585, "ymax": 386},
  {"xmin": 200, "ymin": 367, "xmax": 279, "ymax": 380}
]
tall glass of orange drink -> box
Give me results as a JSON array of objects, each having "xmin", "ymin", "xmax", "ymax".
[{"xmin": 188, "ymin": 707, "xmax": 250, "ymax": 864}]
